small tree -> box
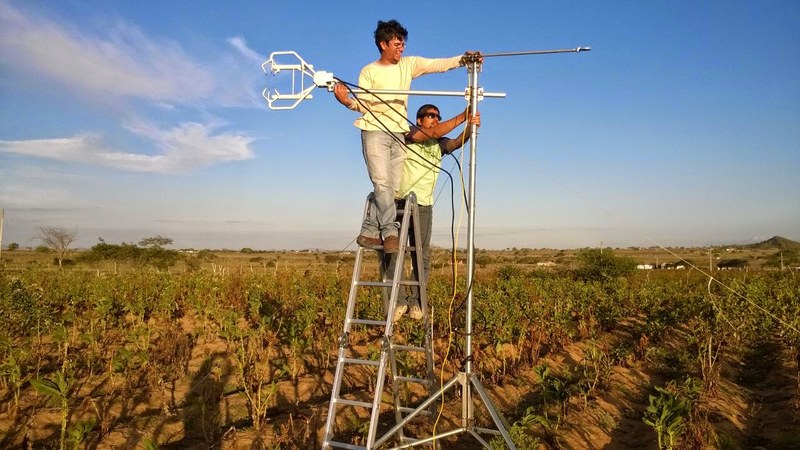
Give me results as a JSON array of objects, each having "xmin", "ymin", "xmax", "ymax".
[
  {"xmin": 137, "ymin": 235, "xmax": 178, "ymax": 271},
  {"xmin": 37, "ymin": 226, "xmax": 78, "ymax": 267},
  {"xmin": 764, "ymin": 249, "xmax": 799, "ymax": 270},
  {"xmin": 138, "ymin": 235, "xmax": 173, "ymax": 249},
  {"xmin": 575, "ymin": 248, "xmax": 636, "ymax": 281},
  {"xmin": 6, "ymin": 242, "xmax": 19, "ymax": 251},
  {"xmin": 716, "ymin": 258, "xmax": 748, "ymax": 270}
]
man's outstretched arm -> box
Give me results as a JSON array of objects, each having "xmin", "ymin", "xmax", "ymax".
[
  {"xmin": 406, "ymin": 110, "xmax": 467, "ymax": 143},
  {"xmin": 441, "ymin": 112, "xmax": 480, "ymax": 153}
]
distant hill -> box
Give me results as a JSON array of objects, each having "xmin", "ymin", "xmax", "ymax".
[{"xmin": 741, "ymin": 236, "xmax": 800, "ymax": 251}]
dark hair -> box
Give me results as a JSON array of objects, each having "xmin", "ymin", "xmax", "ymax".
[
  {"xmin": 416, "ymin": 104, "xmax": 439, "ymax": 118},
  {"xmin": 374, "ymin": 20, "xmax": 408, "ymax": 52}
]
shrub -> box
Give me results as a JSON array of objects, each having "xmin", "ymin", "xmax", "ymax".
[{"xmin": 575, "ymin": 248, "xmax": 636, "ymax": 281}]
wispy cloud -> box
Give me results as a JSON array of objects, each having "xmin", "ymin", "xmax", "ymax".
[
  {"xmin": 0, "ymin": 121, "xmax": 255, "ymax": 173},
  {"xmin": 0, "ymin": 2, "xmax": 215, "ymax": 103},
  {"xmin": 0, "ymin": 2, "xmax": 262, "ymax": 108},
  {"xmin": 228, "ymin": 36, "xmax": 264, "ymax": 65},
  {"xmin": 0, "ymin": 2, "xmax": 262, "ymax": 173}
]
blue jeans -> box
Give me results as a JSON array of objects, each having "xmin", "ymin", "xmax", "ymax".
[{"xmin": 360, "ymin": 130, "xmax": 405, "ymax": 240}]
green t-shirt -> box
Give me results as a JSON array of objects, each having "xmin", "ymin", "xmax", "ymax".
[{"xmin": 397, "ymin": 139, "xmax": 444, "ymax": 206}]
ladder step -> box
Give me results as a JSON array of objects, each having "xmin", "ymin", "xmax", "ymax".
[
  {"xmin": 392, "ymin": 344, "xmax": 426, "ymax": 352},
  {"xmin": 360, "ymin": 246, "xmax": 418, "ymax": 253},
  {"xmin": 354, "ymin": 280, "xmax": 420, "ymax": 288},
  {"xmin": 326, "ymin": 440, "xmax": 366, "ymax": 450},
  {"xmin": 355, "ymin": 280, "xmax": 392, "ymax": 288},
  {"xmin": 333, "ymin": 398, "xmax": 374, "ymax": 409},
  {"xmin": 341, "ymin": 357, "xmax": 380, "ymax": 367},
  {"xmin": 348, "ymin": 318, "xmax": 386, "ymax": 326},
  {"xmin": 398, "ymin": 407, "xmax": 432, "ymax": 416},
  {"xmin": 395, "ymin": 375, "xmax": 430, "ymax": 385}
]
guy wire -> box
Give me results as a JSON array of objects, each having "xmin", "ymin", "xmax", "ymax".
[{"xmin": 487, "ymin": 136, "xmax": 799, "ymax": 336}]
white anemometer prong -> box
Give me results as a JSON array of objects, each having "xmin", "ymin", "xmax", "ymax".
[{"xmin": 262, "ymin": 51, "xmax": 325, "ymax": 110}]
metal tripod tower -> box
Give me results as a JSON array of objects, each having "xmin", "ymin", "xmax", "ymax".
[{"xmin": 369, "ymin": 57, "xmax": 516, "ymax": 450}]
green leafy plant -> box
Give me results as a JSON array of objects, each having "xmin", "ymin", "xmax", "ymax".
[
  {"xmin": 223, "ymin": 318, "xmax": 281, "ymax": 432},
  {"xmin": 642, "ymin": 385, "xmax": 693, "ymax": 450},
  {"xmin": 578, "ymin": 342, "xmax": 613, "ymax": 408},
  {"xmin": 67, "ymin": 419, "xmax": 96, "ymax": 450},
  {"xmin": 0, "ymin": 336, "xmax": 24, "ymax": 416},
  {"xmin": 31, "ymin": 370, "xmax": 73, "ymax": 450},
  {"xmin": 490, "ymin": 405, "xmax": 543, "ymax": 449}
]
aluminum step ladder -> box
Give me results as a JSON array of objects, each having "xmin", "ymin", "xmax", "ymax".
[{"xmin": 323, "ymin": 193, "xmax": 433, "ymax": 449}]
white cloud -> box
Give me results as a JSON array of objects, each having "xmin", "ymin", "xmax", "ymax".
[
  {"xmin": 0, "ymin": 2, "xmax": 260, "ymax": 107},
  {"xmin": 228, "ymin": 36, "xmax": 264, "ymax": 66},
  {"xmin": 0, "ymin": 121, "xmax": 255, "ymax": 174}
]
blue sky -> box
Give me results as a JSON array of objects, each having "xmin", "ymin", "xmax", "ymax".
[{"xmin": 1, "ymin": 0, "xmax": 798, "ymax": 251}]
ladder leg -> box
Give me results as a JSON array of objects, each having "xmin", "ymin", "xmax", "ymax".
[
  {"xmin": 409, "ymin": 197, "xmax": 435, "ymax": 394},
  {"xmin": 384, "ymin": 195, "xmax": 437, "ymax": 444},
  {"xmin": 324, "ymin": 194, "xmax": 436, "ymax": 449},
  {"xmin": 322, "ymin": 245, "xmax": 367, "ymax": 448},
  {"xmin": 366, "ymin": 337, "xmax": 392, "ymax": 448}
]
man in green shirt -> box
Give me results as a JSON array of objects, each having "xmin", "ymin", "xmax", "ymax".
[{"xmin": 388, "ymin": 104, "xmax": 480, "ymax": 321}]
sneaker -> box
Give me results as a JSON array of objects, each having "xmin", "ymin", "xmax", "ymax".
[
  {"xmin": 356, "ymin": 234, "xmax": 382, "ymax": 248},
  {"xmin": 408, "ymin": 305, "xmax": 423, "ymax": 320},
  {"xmin": 392, "ymin": 304, "xmax": 408, "ymax": 323},
  {"xmin": 383, "ymin": 235, "xmax": 399, "ymax": 253}
]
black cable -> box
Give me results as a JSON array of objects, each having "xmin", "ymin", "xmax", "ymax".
[
  {"xmin": 446, "ymin": 153, "xmax": 470, "ymax": 212},
  {"xmin": 337, "ymin": 77, "xmax": 461, "ymax": 246},
  {"xmin": 335, "ymin": 77, "xmax": 466, "ymax": 292},
  {"xmin": 335, "ymin": 78, "xmax": 459, "ymax": 174},
  {"xmin": 335, "ymin": 77, "xmax": 494, "ymax": 346}
]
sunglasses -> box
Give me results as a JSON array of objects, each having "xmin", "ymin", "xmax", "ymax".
[{"xmin": 420, "ymin": 112, "xmax": 441, "ymax": 120}]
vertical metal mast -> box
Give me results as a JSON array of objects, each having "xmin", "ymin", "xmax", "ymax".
[
  {"xmin": 463, "ymin": 57, "xmax": 480, "ymax": 428},
  {"xmin": 0, "ymin": 209, "xmax": 4, "ymax": 262}
]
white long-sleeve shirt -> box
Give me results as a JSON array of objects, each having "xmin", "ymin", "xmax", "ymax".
[{"xmin": 351, "ymin": 55, "xmax": 461, "ymax": 133}]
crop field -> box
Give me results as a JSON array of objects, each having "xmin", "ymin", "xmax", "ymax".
[{"xmin": 0, "ymin": 246, "xmax": 798, "ymax": 449}]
